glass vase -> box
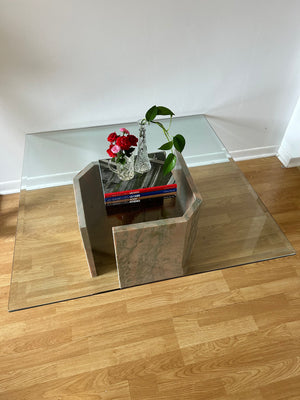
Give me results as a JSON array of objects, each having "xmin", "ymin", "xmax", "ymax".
[
  {"xmin": 108, "ymin": 155, "xmax": 135, "ymax": 181},
  {"xmin": 135, "ymin": 120, "xmax": 151, "ymax": 174}
]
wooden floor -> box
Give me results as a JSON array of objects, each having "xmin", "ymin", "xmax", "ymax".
[
  {"xmin": 0, "ymin": 156, "xmax": 300, "ymax": 399},
  {"xmin": 9, "ymin": 158, "xmax": 294, "ymax": 311}
]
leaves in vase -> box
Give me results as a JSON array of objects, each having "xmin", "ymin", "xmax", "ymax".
[
  {"xmin": 116, "ymin": 153, "xmax": 126, "ymax": 164},
  {"xmin": 124, "ymin": 148, "xmax": 135, "ymax": 157},
  {"xmin": 159, "ymin": 140, "xmax": 173, "ymax": 150},
  {"xmin": 173, "ymin": 134, "xmax": 186, "ymax": 153},
  {"xmin": 163, "ymin": 153, "xmax": 177, "ymax": 175},
  {"xmin": 145, "ymin": 105, "xmax": 158, "ymax": 122}
]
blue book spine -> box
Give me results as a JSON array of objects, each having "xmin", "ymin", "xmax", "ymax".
[{"xmin": 105, "ymin": 188, "xmax": 177, "ymax": 204}]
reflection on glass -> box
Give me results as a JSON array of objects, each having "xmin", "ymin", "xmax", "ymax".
[{"xmin": 9, "ymin": 115, "xmax": 295, "ymax": 311}]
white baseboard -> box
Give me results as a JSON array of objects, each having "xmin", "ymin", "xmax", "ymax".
[
  {"xmin": 25, "ymin": 171, "xmax": 79, "ymax": 191},
  {"xmin": 185, "ymin": 152, "xmax": 229, "ymax": 167},
  {"xmin": 1, "ymin": 145, "xmax": 290, "ymax": 195},
  {"xmin": 0, "ymin": 171, "xmax": 78, "ymax": 195},
  {"xmin": 230, "ymin": 145, "xmax": 278, "ymax": 161},
  {"xmin": 0, "ymin": 180, "xmax": 21, "ymax": 195},
  {"xmin": 285, "ymin": 157, "xmax": 300, "ymax": 167},
  {"xmin": 277, "ymin": 144, "xmax": 300, "ymax": 167}
]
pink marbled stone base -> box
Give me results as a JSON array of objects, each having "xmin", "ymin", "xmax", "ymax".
[
  {"xmin": 112, "ymin": 152, "xmax": 202, "ymax": 288},
  {"xmin": 112, "ymin": 201, "xmax": 201, "ymax": 288}
]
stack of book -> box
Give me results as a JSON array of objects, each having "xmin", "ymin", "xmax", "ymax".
[{"xmin": 99, "ymin": 152, "xmax": 177, "ymax": 207}]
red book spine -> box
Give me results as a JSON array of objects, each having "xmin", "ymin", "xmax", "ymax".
[{"xmin": 104, "ymin": 183, "xmax": 177, "ymax": 199}]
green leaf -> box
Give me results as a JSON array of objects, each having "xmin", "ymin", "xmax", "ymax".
[
  {"xmin": 157, "ymin": 106, "xmax": 175, "ymax": 116},
  {"xmin": 145, "ymin": 105, "xmax": 158, "ymax": 122},
  {"xmin": 173, "ymin": 134, "xmax": 186, "ymax": 153},
  {"xmin": 117, "ymin": 152, "xmax": 126, "ymax": 164},
  {"xmin": 159, "ymin": 140, "xmax": 173, "ymax": 150},
  {"xmin": 163, "ymin": 153, "xmax": 177, "ymax": 175},
  {"xmin": 124, "ymin": 148, "xmax": 134, "ymax": 157},
  {"xmin": 153, "ymin": 120, "xmax": 167, "ymax": 131}
]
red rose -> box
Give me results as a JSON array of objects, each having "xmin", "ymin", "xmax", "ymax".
[
  {"xmin": 116, "ymin": 135, "xmax": 131, "ymax": 150},
  {"xmin": 107, "ymin": 132, "xmax": 118, "ymax": 143},
  {"xmin": 119, "ymin": 128, "xmax": 130, "ymax": 134},
  {"xmin": 107, "ymin": 144, "xmax": 116, "ymax": 158},
  {"xmin": 128, "ymin": 134, "xmax": 138, "ymax": 146}
]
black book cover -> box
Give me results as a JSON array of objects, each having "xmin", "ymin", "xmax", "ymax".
[{"xmin": 99, "ymin": 152, "xmax": 177, "ymax": 201}]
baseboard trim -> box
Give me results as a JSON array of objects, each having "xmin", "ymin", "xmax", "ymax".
[
  {"xmin": 277, "ymin": 144, "xmax": 300, "ymax": 167},
  {"xmin": 230, "ymin": 145, "xmax": 278, "ymax": 161},
  {"xmin": 25, "ymin": 171, "xmax": 79, "ymax": 191},
  {"xmin": 185, "ymin": 152, "xmax": 229, "ymax": 167},
  {"xmin": 285, "ymin": 157, "xmax": 300, "ymax": 167},
  {"xmin": 0, "ymin": 180, "xmax": 21, "ymax": 195},
  {"xmin": 0, "ymin": 145, "xmax": 287, "ymax": 195},
  {"xmin": 0, "ymin": 171, "xmax": 78, "ymax": 195}
]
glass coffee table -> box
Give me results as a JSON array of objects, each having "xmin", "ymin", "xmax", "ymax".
[{"xmin": 9, "ymin": 115, "xmax": 295, "ymax": 311}]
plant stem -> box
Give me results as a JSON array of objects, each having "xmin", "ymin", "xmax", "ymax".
[
  {"xmin": 162, "ymin": 126, "xmax": 171, "ymax": 142},
  {"xmin": 168, "ymin": 116, "xmax": 173, "ymax": 132}
]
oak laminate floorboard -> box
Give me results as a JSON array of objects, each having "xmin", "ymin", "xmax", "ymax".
[
  {"xmin": 0, "ymin": 156, "xmax": 300, "ymax": 399},
  {"xmin": 9, "ymin": 158, "xmax": 295, "ymax": 311}
]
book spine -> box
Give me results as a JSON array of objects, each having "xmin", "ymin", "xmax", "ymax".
[
  {"xmin": 105, "ymin": 188, "xmax": 177, "ymax": 203},
  {"xmin": 105, "ymin": 192, "xmax": 176, "ymax": 206},
  {"xmin": 104, "ymin": 183, "xmax": 177, "ymax": 199}
]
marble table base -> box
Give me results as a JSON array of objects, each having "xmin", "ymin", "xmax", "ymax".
[
  {"xmin": 73, "ymin": 152, "xmax": 202, "ymax": 288},
  {"xmin": 113, "ymin": 200, "xmax": 201, "ymax": 288}
]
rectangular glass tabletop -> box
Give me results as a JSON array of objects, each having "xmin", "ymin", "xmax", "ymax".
[{"xmin": 9, "ymin": 115, "xmax": 295, "ymax": 311}]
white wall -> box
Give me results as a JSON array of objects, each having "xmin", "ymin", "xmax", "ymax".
[
  {"xmin": 278, "ymin": 95, "xmax": 300, "ymax": 167},
  {"xmin": 1, "ymin": 0, "xmax": 300, "ymax": 192}
]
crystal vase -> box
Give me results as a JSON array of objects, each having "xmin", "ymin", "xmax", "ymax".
[
  {"xmin": 134, "ymin": 120, "xmax": 151, "ymax": 174},
  {"xmin": 108, "ymin": 155, "xmax": 135, "ymax": 181}
]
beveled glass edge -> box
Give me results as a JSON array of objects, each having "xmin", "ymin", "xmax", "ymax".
[
  {"xmin": 203, "ymin": 115, "xmax": 232, "ymax": 161},
  {"xmin": 229, "ymin": 159, "xmax": 296, "ymax": 255},
  {"xmin": 24, "ymin": 113, "xmax": 208, "ymax": 136},
  {"xmin": 8, "ymin": 249, "xmax": 296, "ymax": 312},
  {"xmin": 8, "ymin": 188, "xmax": 27, "ymax": 310}
]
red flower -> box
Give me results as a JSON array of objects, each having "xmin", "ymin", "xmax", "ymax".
[
  {"xmin": 116, "ymin": 135, "xmax": 131, "ymax": 151},
  {"xmin": 107, "ymin": 132, "xmax": 118, "ymax": 143},
  {"xmin": 107, "ymin": 144, "xmax": 116, "ymax": 158},
  {"xmin": 106, "ymin": 129, "xmax": 138, "ymax": 158},
  {"xmin": 119, "ymin": 128, "xmax": 130, "ymax": 134},
  {"xmin": 128, "ymin": 134, "xmax": 138, "ymax": 147}
]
